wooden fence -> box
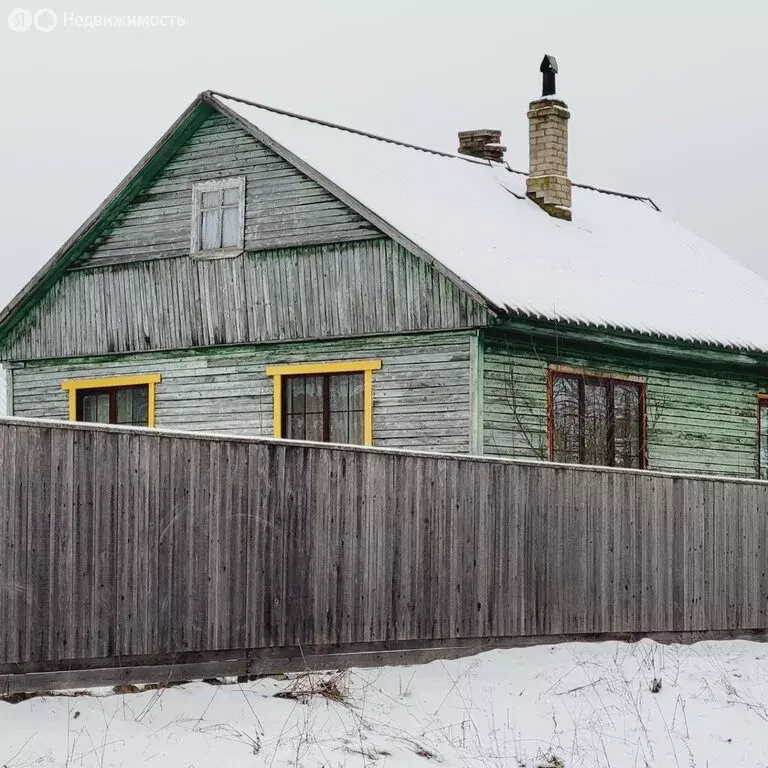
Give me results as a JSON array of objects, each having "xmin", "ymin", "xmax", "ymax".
[{"xmin": 2, "ymin": 417, "xmax": 768, "ymax": 692}]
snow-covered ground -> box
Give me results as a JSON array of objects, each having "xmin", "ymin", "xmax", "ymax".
[{"xmin": 3, "ymin": 639, "xmax": 768, "ymax": 767}]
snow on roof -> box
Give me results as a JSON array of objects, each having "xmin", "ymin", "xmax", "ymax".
[{"xmin": 212, "ymin": 93, "xmax": 768, "ymax": 352}]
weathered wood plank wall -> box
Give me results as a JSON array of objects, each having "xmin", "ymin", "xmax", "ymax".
[
  {"xmin": 0, "ymin": 367, "xmax": 7, "ymax": 416},
  {"xmin": 0, "ymin": 110, "xmax": 491, "ymax": 362},
  {"xmin": 483, "ymin": 329, "xmax": 768, "ymax": 477},
  {"xmin": 80, "ymin": 111, "xmax": 380, "ymax": 267},
  {"xmin": 2, "ymin": 239, "xmax": 490, "ymax": 361},
  {"xmin": 2, "ymin": 418, "xmax": 768, "ymax": 685},
  {"xmin": 10, "ymin": 331, "xmax": 475, "ymax": 452}
]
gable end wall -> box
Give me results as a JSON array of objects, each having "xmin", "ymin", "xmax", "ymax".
[
  {"xmin": 76, "ymin": 111, "xmax": 380, "ymax": 268},
  {"xmin": 1, "ymin": 109, "xmax": 492, "ymax": 361},
  {"xmin": 1, "ymin": 238, "xmax": 491, "ymax": 361}
]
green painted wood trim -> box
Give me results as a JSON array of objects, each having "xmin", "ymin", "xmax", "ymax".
[
  {"xmin": 469, "ymin": 330, "xmax": 484, "ymax": 454},
  {"xmin": 496, "ymin": 316, "xmax": 768, "ymax": 372},
  {"xmin": 11, "ymin": 327, "xmax": 481, "ymax": 368}
]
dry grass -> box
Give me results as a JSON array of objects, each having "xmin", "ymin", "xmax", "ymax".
[
  {"xmin": 536, "ymin": 753, "xmax": 565, "ymax": 768},
  {"xmin": 273, "ymin": 669, "xmax": 349, "ymax": 704}
]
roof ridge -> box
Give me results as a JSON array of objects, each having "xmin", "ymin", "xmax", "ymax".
[
  {"xmin": 207, "ymin": 90, "xmax": 494, "ymax": 164},
  {"xmin": 208, "ymin": 90, "xmax": 659, "ymax": 210}
]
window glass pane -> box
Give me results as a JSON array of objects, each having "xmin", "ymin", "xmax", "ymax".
[
  {"xmin": 553, "ymin": 376, "xmax": 580, "ymax": 463},
  {"xmin": 552, "ymin": 373, "xmax": 644, "ymax": 469},
  {"xmin": 133, "ymin": 387, "xmax": 149, "ymax": 425},
  {"xmin": 348, "ymin": 375, "xmax": 364, "ymax": 411},
  {"xmin": 284, "ymin": 377, "xmax": 324, "ymax": 440},
  {"xmin": 305, "ymin": 412, "xmax": 324, "ymax": 442},
  {"xmin": 116, "ymin": 386, "xmax": 149, "ymax": 427},
  {"xmin": 286, "ymin": 414, "xmax": 305, "ymax": 440},
  {"xmin": 221, "ymin": 205, "xmax": 239, "ymax": 247},
  {"xmin": 348, "ymin": 411, "xmax": 364, "ymax": 445},
  {"xmin": 201, "ymin": 190, "xmax": 220, "ymax": 209},
  {"xmin": 329, "ymin": 411, "xmax": 349, "ymax": 444},
  {"xmin": 328, "ymin": 374, "xmax": 365, "ymax": 445},
  {"xmin": 282, "ymin": 372, "xmax": 367, "ymax": 446},
  {"xmin": 614, "ymin": 383, "xmax": 641, "ymax": 468},
  {"xmin": 304, "ymin": 376, "xmax": 324, "ymax": 413},
  {"xmin": 329, "ymin": 374, "xmax": 351, "ymax": 411},
  {"xmin": 285, "ymin": 377, "xmax": 304, "ymax": 415},
  {"xmin": 222, "ymin": 186, "xmax": 240, "ymax": 205},
  {"xmin": 81, "ymin": 392, "xmax": 110, "ymax": 424},
  {"xmin": 328, "ymin": 374, "xmax": 364, "ymax": 412},
  {"xmin": 201, "ymin": 208, "xmax": 221, "ymax": 250},
  {"xmin": 584, "ymin": 380, "xmax": 609, "ymax": 466},
  {"xmin": 116, "ymin": 388, "xmax": 132, "ymax": 425}
]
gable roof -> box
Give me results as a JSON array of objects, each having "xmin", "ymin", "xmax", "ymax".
[{"xmin": 2, "ymin": 90, "xmax": 767, "ymax": 356}]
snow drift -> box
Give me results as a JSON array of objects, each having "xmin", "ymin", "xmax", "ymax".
[{"xmin": 2, "ymin": 639, "xmax": 768, "ymax": 767}]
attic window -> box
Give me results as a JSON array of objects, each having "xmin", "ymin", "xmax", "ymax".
[{"xmin": 191, "ymin": 177, "xmax": 245, "ymax": 256}]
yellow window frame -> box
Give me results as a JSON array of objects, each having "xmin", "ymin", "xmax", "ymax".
[
  {"xmin": 265, "ymin": 360, "xmax": 382, "ymax": 446},
  {"xmin": 60, "ymin": 374, "xmax": 162, "ymax": 427}
]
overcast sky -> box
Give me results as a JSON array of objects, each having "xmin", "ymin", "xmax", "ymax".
[{"xmin": 1, "ymin": 0, "xmax": 766, "ymax": 311}]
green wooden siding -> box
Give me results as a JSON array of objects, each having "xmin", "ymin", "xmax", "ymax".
[
  {"xmin": 483, "ymin": 329, "xmax": 768, "ymax": 477},
  {"xmin": 11, "ymin": 332, "xmax": 475, "ymax": 453},
  {"xmin": 0, "ymin": 107, "xmax": 490, "ymax": 362},
  {"xmin": 75, "ymin": 111, "xmax": 379, "ymax": 268},
  {"xmin": 1, "ymin": 239, "xmax": 490, "ymax": 361}
]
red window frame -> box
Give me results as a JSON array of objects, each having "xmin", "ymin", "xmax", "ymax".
[{"xmin": 546, "ymin": 368, "xmax": 648, "ymax": 469}]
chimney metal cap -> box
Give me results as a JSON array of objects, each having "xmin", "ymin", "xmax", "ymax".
[
  {"xmin": 539, "ymin": 54, "xmax": 558, "ymax": 96},
  {"xmin": 540, "ymin": 54, "xmax": 558, "ymax": 74}
]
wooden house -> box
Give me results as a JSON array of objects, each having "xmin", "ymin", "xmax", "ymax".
[{"xmin": 3, "ymin": 73, "xmax": 768, "ymax": 477}]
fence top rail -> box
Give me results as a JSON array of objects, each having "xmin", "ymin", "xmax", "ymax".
[{"xmin": 1, "ymin": 415, "xmax": 767, "ymax": 488}]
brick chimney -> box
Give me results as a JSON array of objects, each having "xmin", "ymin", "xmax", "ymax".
[
  {"xmin": 457, "ymin": 129, "xmax": 506, "ymax": 162},
  {"xmin": 526, "ymin": 55, "xmax": 572, "ymax": 221}
]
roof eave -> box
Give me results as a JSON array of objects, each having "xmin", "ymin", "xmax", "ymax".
[{"xmin": 495, "ymin": 313, "xmax": 768, "ymax": 369}]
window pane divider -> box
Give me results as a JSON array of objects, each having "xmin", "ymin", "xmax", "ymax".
[
  {"xmin": 61, "ymin": 374, "xmax": 161, "ymax": 428},
  {"xmin": 266, "ymin": 360, "xmax": 382, "ymax": 446},
  {"xmin": 548, "ymin": 366, "xmax": 646, "ymax": 469}
]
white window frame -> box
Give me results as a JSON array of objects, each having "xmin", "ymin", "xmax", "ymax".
[{"xmin": 190, "ymin": 176, "xmax": 246, "ymax": 258}]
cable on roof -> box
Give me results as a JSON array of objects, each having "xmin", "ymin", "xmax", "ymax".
[
  {"xmin": 207, "ymin": 90, "xmax": 659, "ymax": 209},
  {"xmin": 206, "ymin": 90, "xmax": 527, "ymax": 170}
]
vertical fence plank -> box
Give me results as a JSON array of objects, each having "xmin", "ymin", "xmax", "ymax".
[{"xmin": 3, "ymin": 419, "xmax": 768, "ymax": 678}]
